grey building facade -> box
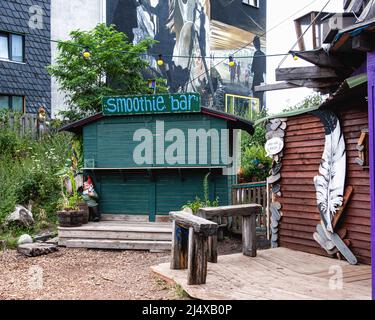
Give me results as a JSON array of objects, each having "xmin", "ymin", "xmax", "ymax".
[{"xmin": 0, "ymin": 0, "xmax": 51, "ymax": 114}]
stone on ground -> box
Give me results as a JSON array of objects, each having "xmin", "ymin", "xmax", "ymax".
[
  {"xmin": 17, "ymin": 243, "xmax": 58, "ymax": 257},
  {"xmin": 17, "ymin": 234, "xmax": 33, "ymax": 245},
  {"xmin": 6, "ymin": 205, "xmax": 34, "ymax": 226}
]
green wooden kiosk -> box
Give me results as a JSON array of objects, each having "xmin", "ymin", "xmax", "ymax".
[{"xmin": 61, "ymin": 93, "xmax": 254, "ymax": 222}]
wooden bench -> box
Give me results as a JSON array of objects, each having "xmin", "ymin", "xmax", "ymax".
[
  {"xmin": 198, "ymin": 204, "xmax": 263, "ymax": 263},
  {"xmin": 169, "ymin": 204, "xmax": 262, "ymax": 285},
  {"xmin": 170, "ymin": 211, "xmax": 218, "ymax": 285}
]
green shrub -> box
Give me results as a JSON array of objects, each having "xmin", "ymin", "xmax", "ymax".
[
  {"xmin": 241, "ymin": 145, "xmax": 272, "ymax": 182},
  {"xmin": 0, "ymin": 129, "xmax": 71, "ymax": 235},
  {"xmin": 182, "ymin": 173, "xmax": 219, "ymax": 214}
]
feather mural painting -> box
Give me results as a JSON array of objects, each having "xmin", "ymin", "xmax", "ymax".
[
  {"xmin": 312, "ymin": 110, "xmax": 357, "ymax": 265},
  {"xmin": 313, "ymin": 111, "xmax": 346, "ymax": 232}
]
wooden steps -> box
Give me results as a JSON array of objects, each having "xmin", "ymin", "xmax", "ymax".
[
  {"xmin": 61, "ymin": 239, "xmax": 172, "ymax": 251},
  {"xmin": 58, "ymin": 220, "xmax": 172, "ymax": 252}
]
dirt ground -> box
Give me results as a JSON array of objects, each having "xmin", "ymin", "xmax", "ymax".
[{"xmin": 0, "ymin": 236, "xmax": 247, "ymax": 300}]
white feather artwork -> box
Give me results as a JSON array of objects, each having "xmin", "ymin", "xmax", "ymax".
[{"xmin": 313, "ymin": 111, "xmax": 346, "ymax": 233}]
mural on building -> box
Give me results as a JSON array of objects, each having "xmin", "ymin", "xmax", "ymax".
[{"xmin": 108, "ymin": 0, "xmax": 267, "ymax": 112}]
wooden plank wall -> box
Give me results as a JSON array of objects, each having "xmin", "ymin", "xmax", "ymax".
[{"xmin": 278, "ymin": 106, "xmax": 371, "ymax": 265}]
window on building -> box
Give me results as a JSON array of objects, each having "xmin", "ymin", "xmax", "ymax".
[
  {"xmin": 242, "ymin": 0, "xmax": 259, "ymax": 8},
  {"xmin": 0, "ymin": 95, "xmax": 25, "ymax": 112},
  {"xmin": 0, "ymin": 32, "xmax": 24, "ymax": 62}
]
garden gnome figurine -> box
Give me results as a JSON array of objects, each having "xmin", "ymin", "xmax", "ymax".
[
  {"xmin": 37, "ymin": 106, "xmax": 47, "ymax": 138},
  {"xmin": 82, "ymin": 176, "xmax": 100, "ymax": 222}
]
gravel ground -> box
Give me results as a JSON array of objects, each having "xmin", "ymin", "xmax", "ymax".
[
  {"xmin": 0, "ymin": 236, "xmax": 262, "ymax": 300},
  {"xmin": 0, "ymin": 248, "xmax": 172, "ymax": 300}
]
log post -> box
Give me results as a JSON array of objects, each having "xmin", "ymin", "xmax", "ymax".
[
  {"xmin": 187, "ymin": 227, "xmax": 209, "ymax": 285},
  {"xmin": 170, "ymin": 220, "xmax": 189, "ymax": 270},
  {"xmin": 207, "ymin": 235, "xmax": 218, "ymax": 263},
  {"xmin": 242, "ymin": 214, "xmax": 257, "ymax": 257}
]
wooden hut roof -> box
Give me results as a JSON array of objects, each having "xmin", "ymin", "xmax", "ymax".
[
  {"xmin": 256, "ymin": 73, "xmax": 368, "ymax": 125},
  {"xmin": 60, "ymin": 107, "xmax": 255, "ymax": 135}
]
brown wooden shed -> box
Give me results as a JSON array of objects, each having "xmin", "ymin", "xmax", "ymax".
[{"xmin": 260, "ymin": 75, "xmax": 371, "ymax": 265}]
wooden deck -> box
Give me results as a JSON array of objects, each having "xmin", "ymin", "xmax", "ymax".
[
  {"xmin": 58, "ymin": 217, "xmax": 172, "ymax": 251},
  {"xmin": 151, "ymin": 247, "xmax": 371, "ymax": 300}
]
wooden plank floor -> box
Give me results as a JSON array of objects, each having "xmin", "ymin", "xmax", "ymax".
[{"xmin": 151, "ymin": 247, "xmax": 371, "ymax": 300}]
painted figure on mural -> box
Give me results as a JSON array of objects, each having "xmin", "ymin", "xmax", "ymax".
[
  {"xmin": 237, "ymin": 62, "xmax": 242, "ymax": 83},
  {"xmin": 251, "ymin": 36, "xmax": 266, "ymax": 110},
  {"xmin": 132, "ymin": 0, "xmax": 210, "ymax": 94}
]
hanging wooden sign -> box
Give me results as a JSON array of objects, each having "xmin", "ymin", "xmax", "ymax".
[
  {"xmin": 265, "ymin": 137, "xmax": 284, "ymax": 157},
  {"xmin": 102, "ymin": 93, "xmax": 201, "ymax": 116}
]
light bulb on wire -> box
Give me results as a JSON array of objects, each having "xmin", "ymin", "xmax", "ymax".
[
  {"xmin": 157, "ymin": 54, "xmax": 164, "ymax": 66},
  {"xmin": 229, "ymin": 56, "xmax": 236, "ymax": 68},
  {"xmin": 82, "ymin": 48, "xmax": 91, "ymax": 60}
]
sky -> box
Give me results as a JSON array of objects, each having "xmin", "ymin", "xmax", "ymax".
[{"xmin": 266, "ymin": 0, "xmax": 343, "ymax": 114}]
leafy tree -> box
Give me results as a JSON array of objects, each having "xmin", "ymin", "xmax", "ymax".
[{"xmin": 48, "ymin": 24, "xmax": 167, "ymax": 121}]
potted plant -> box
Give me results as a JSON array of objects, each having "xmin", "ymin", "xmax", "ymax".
[{"xmin": 56, "ymin": 160, "xmax": 85, "ymax": 227}]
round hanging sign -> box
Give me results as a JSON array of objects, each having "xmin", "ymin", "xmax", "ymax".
[{"xmin": 265, "ymin": 137, "xmax": 284, "ymax": 157}]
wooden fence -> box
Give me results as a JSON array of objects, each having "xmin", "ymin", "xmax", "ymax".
[
  {"xmin": 231, "ymin": 182, "xmax": 269, "ymax": 235},
  {"xmin": 0, "ymin": 113, "xmax": 47, "ymax": 139}
]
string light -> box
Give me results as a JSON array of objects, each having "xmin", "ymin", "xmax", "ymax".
[
  {"xmin": 229, "ymin": 56, "xmax": 236, "ymax": 68},
  {"xmin": 157, "ymin": 54, "xmax": 164, "ymax": 66},
  {"xmin": 82, "ymin": 48, "xmax": 91, "ymax": 60}
]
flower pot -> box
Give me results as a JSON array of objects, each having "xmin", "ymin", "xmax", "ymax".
[
  {"xmin": 78, "ymin": 202, "xmax": 89, "ymax": 224},
  {"xmin": 57, "ymin": 210, "xmax": 84, "ymax": 227}
]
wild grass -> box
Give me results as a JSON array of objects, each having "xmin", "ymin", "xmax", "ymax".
[{"xmin": 0, "ymin": 128, "xmax": 71, "ymax": 246}]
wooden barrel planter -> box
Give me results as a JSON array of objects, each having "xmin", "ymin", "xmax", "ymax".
[
  {"xmin": 57, "ymin": 210, "xmax": 84, "ymax": 227},
  {"xmin": 78, "ymin": 202, "xmax": 89, "ymax": 224}
]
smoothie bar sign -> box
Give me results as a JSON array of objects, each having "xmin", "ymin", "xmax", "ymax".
[{"xmin": 102, "ymin": 93, "xmax": 201, "ymax": 116}]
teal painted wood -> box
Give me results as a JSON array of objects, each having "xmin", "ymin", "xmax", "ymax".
[
  {"xmin": 97, "ymin": 172, "xmax": 151, "ymax": 215},
  {"xmin": 83, "ymin": 114, "xmax": 230, "ymax": 169},
  {"xmin": 92, "ymin": 170, "xmax": 231, "ymax": 216},
  {"xmin": 149, "ymin": 177, "xmax": 156, "ymax": 222}
]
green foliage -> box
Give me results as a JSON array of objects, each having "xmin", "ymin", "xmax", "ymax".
[
  {"xmin": 241, "ymin": 126, "xmax": 267, "ymax": 152},
  {"xmin": 48, "ymin": 23, "xmax": 167, "ymax": 121},
  {"xmin": 56, "ymin": 159, "xmax": 82, "ymax": 211},
  {"xmin": 283, "ymin": 94, "xmax": 323, "ymax": 112},
  {"xmin": 241, "ymin": 145, "xmax": 272, "ymax": 182},
  {"xmin": 0, "ymin": 129, "xmax": 71, "ymax": 236},
  {"xmin": 182, "ymin": 173, "xmax": 219, "ymax": 214},
  {"xmin": 172, "ymin": 284, "xmax": 190, "ymax": 299},
  {"xmin": 240, "ymin": 124, "xmax": 271, "ymax": 182}
]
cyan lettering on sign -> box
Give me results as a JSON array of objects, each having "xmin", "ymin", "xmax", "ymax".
[{"xmin": 102, "ymin": 93, "xmax": 201, "ymax": 116}]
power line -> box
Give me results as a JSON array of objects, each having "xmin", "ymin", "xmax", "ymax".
[
  {"xmin": 184, "ymin": 0, "xmax": 322, "ymax": 88},
  {"xmin": 278, "ymin": 0, "xmax": 333, "ymax": 68},
  {"xmin": 32, "ymin": 0, "xmax": 321, "ymax": 62}
]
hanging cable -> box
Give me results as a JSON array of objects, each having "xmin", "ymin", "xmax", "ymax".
[
  {"xmin": 277, "ymin": 0, "xmax": 332, "ymax": 68},
  {"xmin": 184, "ymin": 0, "xmax": 323, "ymax": 88}
]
